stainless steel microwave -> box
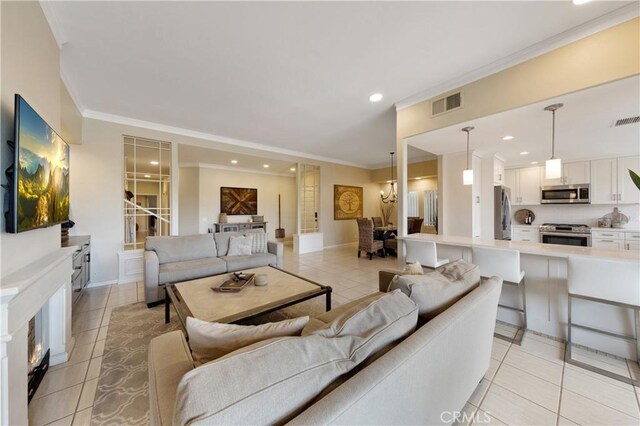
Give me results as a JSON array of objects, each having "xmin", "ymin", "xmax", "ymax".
[{"xmin": 540, "ymin": 184, "xmax": 590, "ymax": 204}]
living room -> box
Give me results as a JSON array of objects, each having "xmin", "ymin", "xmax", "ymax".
[{"xmin": 1, "ymin": 1, "xmax": 639, "ymax": 425}]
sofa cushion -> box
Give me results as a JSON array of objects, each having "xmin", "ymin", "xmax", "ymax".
[
  {"xmin": 213, "ymin": 232, "xmax": 244, "ymax": 257},
  {"xmin": 436, "ymin": 259, "xmax": 480, "ymax": 283},
  {"xmin": 186, "ymin": 316, "xmax": 309, "ymax": 364},
  {"xmin": 158, "ymin": 257, "xmax": 227, "ymax": 285},
  {"xmin": 227, "ymin": 235, "xmax": 253, "ymax": 256},
  {"xmin": 302, "ymin": 292, "xmax": 384, "ymax": 335},
  {"xmin": 173, "ymin": 290, "xmax": 418, "ymax": 425},
  {"xmin": 220, "ymin": 253, "xmax": 277, "ymax": 272},
  {"xmin": 246, "ymin": 230, "xmax": 268, "ymax": 253},
  {"xmin": 402, "ymin": 261, "xmax": 424, "ymax": 275},
  {"xmin": 388, "ymin": 260, "xmax": 480, "ymax": 320},
  {"xmin": 146, "ymin": 234, "xmax": 217, "ymax": 264}
]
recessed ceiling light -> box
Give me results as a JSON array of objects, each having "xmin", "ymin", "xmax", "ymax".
[
  {"xmin": 520, "ymin": 151, "xmax": 529, "ymax": 155},
  {"xmin": 290, "ymin": 167, "xmax": 296, "ymax": 172},
  {"xmin": 531, "ymin": 161, "xmax": 538, "ymax": 165},
  {"xmin": 415, "ymin": 177, "xmax": 422, "ymax": 180},
  {"xmin": 263, "ymin": 164, "xmax": 269, "ymax": 168},
  {"xmin": 231, "ymin": 160, "xmax": 238, "ymax": 164},
  {"xmin": 150, "ymin": 160, "xmax": 159, "ymax": 165},
  {"xmin": 144, "ymin": 174, "xmax": 151, "ymax": 178},
  {"xmin": 502, "ymin": 135, "xmax": 514, "ymax": 141},
  {"xmin": 369, "ymin": 93, "xmax": 383, "ymax": 103},
  {"xmin": 572, "ymin": 0, "xmax": 591, "ymax": 5}
]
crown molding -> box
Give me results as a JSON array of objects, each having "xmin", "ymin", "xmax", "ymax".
[
  {"xmin": 179, "ymin": 162, "xmax": 296, "ymax": 178},
  {"xmin": 39, "ymin": 1, "xmax": 68, "ymax": 48},
  {"xmin": 395, "ymin": 3, "xmax": 640, "ymax": 111},
  {"xmin": 83, "ymin": 109, "xmax": 370, "ymax": 169}
]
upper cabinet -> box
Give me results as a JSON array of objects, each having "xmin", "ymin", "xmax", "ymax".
[
  {"xmin": 541, "ymin": 160, "xmax": 590, "ymax": 186},
  {"xmin": 506, "ymin": 166, "xmax": 541, "ymax": 206},
  {"xmin": 591, "ymin": 156, "xmax": 640, "ymax": 204},
  {"xmin": 617, "ymin": 156, "xmax": 640, "ymax": 204}
]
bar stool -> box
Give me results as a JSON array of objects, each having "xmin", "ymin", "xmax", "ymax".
[
  {"xmin": 566, "ymin": 256, "xmax": 640, "ymax": 386},
  {"xmin": 404, "ymin": 240, "xmax": 449, "ymax": 269},
  {"xmin": 472, "ymin": 246, "xmax": 526, "ymax": 344}
]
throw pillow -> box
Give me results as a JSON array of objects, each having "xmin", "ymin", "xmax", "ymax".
[
  {"xmin": 227, "ymin": 235, "xmax": 253, "ymax": 256},
  {"xmin": 401, "ymin": 261, "xmax": 424, "ymax": 275},
  {"xmin": 436, "ymin": 259, "xmax": 477, "ymax": 282},
  {"xmin": 186, "ymin": 316, "xmax": 309, "ymax": 364},
  {"xmin": 245, "ymin": 230, "xmax": 268, "ymax": 254}
]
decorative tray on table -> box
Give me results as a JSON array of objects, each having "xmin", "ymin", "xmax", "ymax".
[{"xmin": 212, "ymin": 272, "xmax": 255, "ymax": 293}]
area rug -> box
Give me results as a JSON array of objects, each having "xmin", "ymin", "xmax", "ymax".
[
  {"xmin": 91, "ymin": 298, "xmax": 326, "ymax": 425},
  {"xmin": 91, "ymin": 303, "xmax": 179, "ymax": 426}
]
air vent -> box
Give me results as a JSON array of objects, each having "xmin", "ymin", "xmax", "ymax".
[
  {"xmin": 431, "ymin": 92, "xmax": 462, "ymax": 116},
  {"xmin": 613, "ymin": 116, "xmax": 640, "ymax": 127}
]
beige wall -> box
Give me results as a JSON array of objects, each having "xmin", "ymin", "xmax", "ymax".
[
  {"xmin": 0, "ymin": 1, "xmax": 63, "ymax": 279},
  {"xmin": 398, "ymin": 18, "xmax": 640, "ymax": 140},
  {"xmin": 60, "ymin": 82, "xmax": 82, "ymax": 145},
  {"xmin": 195, "ymin": 166, "xmax": 297, "ymax": 237},
  {"xmin": 371, "ymin": 159, "xmax": 437, "ymax": 182}
]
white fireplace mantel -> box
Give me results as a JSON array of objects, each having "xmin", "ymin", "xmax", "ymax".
[{"xmin": 0, "ymin": 247, "xmax": 75, "ymax": 425}]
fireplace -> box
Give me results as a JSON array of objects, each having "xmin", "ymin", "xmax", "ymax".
[{"xmin": 27, "ymin": 309, "xmax": 50, "ymax": 403}]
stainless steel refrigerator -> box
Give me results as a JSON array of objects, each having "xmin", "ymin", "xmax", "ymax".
[{"xmin": 494, "ymin": 186, "xmax": 512, "ymax": 240}]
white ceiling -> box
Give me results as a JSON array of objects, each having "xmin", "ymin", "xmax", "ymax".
[
  {"xmin": 406, "ymin": 75, "xmax": 640, "ymax": 167},
  {"xmin": 45, "ymin": 1, "xmax": 635, "ymax": 168}
]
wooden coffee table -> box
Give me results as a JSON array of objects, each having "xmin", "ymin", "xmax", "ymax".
[{"xmin": 164, "ymin": 265, "xmax": 332, "ymax": 327}]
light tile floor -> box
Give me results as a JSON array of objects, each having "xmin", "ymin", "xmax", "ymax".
[{"xmin": 28, "ymin": 243, "xmax": 640, "ymax": 425}]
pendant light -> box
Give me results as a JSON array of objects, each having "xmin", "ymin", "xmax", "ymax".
[
  {"xmin": 380, "ymin": 152, "xmax": 397, "ymax": 203},
  {"xmin": 462, "ymin": 126, "xmax": 474, "ymax": 185},
  {"xmin": 544, "ymin": 103, "xmax": 563, "ymax": 180}
]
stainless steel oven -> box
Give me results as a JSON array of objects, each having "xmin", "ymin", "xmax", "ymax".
[
  {"xmin": 539, "ymin": 223, "xmax": 591, "ymax": 247},
  {"xmin": 541, "ymin": 184, "xmax": 590, "ymax": 204}
]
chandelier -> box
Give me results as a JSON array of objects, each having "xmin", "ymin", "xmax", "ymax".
[{"xmin": 380, "ymin": 151, "xmax": 397, "ymax": 204}]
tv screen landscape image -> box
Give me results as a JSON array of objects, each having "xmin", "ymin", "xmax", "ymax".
[{"xmin": 13, "ymin": 95, "xmax": 70, "ymax": 232}]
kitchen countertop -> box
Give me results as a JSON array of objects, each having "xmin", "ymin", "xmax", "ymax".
[
  {"xmin": 399, "ymin": 233, "xmax": 640, "ymax": 262},
  {"xmin": 511, "ymin": 224, "xmax": 640, "ymax": 232}
]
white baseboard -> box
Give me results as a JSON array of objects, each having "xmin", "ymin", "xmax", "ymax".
[
  {"xmin": 323, "ymin": 241, "xmax": 357, "ymax": 249},
  {"xmin": 86, "ymin": 279, "xmax": 117, "ymax": 288},
  {"xmin": 118, "ymin": 274, "xmax": 143, "ymax": 285}
]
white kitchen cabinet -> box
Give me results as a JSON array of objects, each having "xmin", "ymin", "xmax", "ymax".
[
  {"xmin": 617, "ymin": 156, "xmax": 640, "ymax": 204},
  {"xmin": 592, "ymin": 239, "xmax": 624, "ymax": 250},
  {"xmin": 591, "ymin": 156, "xmax": 640, "ymax": 204},
  {"xmin": 590, "ymin": 158, "xmax": 617, "ymax": 204},
  {"xmin": 505, "ymin": 167, "xmax": 541, "ymax": 205},
  {"xmin": 512, "ymin": 227, "xmax": 539, "ymax": 242},
  {"xmin": 541, "ymin": 161, "xmax": 590, "ymax": 186},
  {"xmin": 624, "ymin": 232, "xmax": 640, "ymax": 251}
]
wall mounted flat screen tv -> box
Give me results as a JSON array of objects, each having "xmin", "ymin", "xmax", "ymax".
[{"xmin": 6, "ymin": 94, "xmax": 70, "ymax": 233}]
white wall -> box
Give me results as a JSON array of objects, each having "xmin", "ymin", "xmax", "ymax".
[
  {"xmin": 195, "ymin": 166, "xmax": 297, "ymax": 237},
  {"xmin": 0, "ymin": 2, "xmax": 63, "ymax": 278},
  {"xmin": 480, "ymin": 156, "xmax": 496, "ymax": 239}
]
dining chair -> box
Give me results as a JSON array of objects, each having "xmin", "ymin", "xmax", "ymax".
[
  {"xmin": 371, "ymin": 217, "xmax": 383, "ymax": 227},
  {"xmin": 356, "ymin": 218, "xmax": 384, "ymax": 260}
]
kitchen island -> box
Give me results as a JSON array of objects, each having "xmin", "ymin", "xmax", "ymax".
[{"xmin": 399, "ymin": 233, "xmax": 640, "ymax": 360}]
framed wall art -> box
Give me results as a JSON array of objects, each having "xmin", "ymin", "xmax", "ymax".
[
  {"xmin": 220, "ymin": 187, "xmax": 258, "ymax": 215},
  {"xmin": 334, "ymin": 184, "xmax": 363, "ymax": 220}
]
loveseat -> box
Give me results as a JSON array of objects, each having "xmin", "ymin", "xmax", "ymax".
[
  {"xmin": 144, "ymin": 232, "xmax": 283, "ymax": 306},
  {"xmin": 147, "ymin": 263, "xmax": 502, "ymax": 425}
]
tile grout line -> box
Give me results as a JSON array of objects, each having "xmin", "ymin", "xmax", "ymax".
[
  {"xmin": 625, "ymin": 359, "xmax": 640, "ymax": 413},
  {"xmin": 474, "ymin": 338, "xmax": 512, "ymax": 424}
]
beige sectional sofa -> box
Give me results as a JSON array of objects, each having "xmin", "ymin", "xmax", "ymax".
[
  {"xmin": 144, "ymin": 232, "xmax": 283, "ymax": 306},
  {"xmin": 148, "ymin": 262, "xmax": 502, "ymax": 425}
]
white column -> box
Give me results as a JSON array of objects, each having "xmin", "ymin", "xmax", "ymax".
[{"xmin": 396, "ymin": 139, "xmax": 408, "ymax": 267}]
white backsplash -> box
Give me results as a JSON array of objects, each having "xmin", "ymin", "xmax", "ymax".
[{"xmin": 513, "ymin": 204, "xmax": 640, "ymax": 227}]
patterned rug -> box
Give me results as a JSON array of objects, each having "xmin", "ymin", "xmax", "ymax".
[
  {"xmin": 91, "ymin": 303, "xmax": 179, "ymax": 426},
  {"xmin": 91, "ymin": 298, "xmax": 327, "ymax": 425}
]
